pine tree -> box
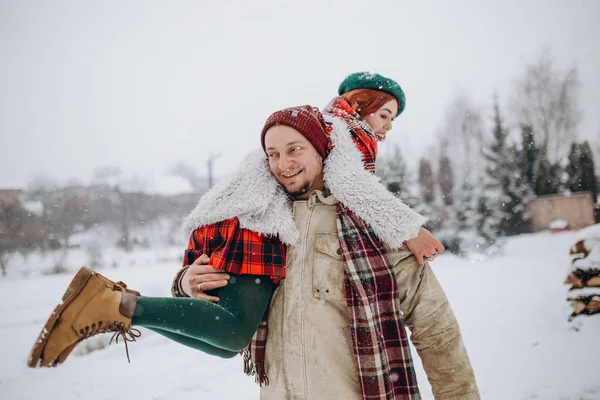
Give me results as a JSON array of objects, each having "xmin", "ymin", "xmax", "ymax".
[
  {"xmin": 566, "ymin": 142, "xmax": 582, "ymax": 192},
  {"xmin": 569, "ymin": 141, "xmax": 598, "ymax": 203},
  {"xmin": 520, "ymin": 124, "xmax": 538, "ymax": 193},
  {"xmin": 534, "ymin": 149, "xmax": 562, "ymax": 196},
  {"xmin": 504, "ymin": 144, "xmax": 535, "ymax": 235},
  {"xmin": 483, "ymin": 101, "xmax": 533, "ymax": 236},
  {"xmin": 418, "ymin": 158, "xmax": 435, "ymax": 203},
  {"xmin": 376, "ymin": 144, "xmax": 418, "ymax": 206},
  {"xmin": 438, "ymin": 151, "xmax": 454, "ymax": 206},
  {"xmin": 455, "ymin": 180, "xmax": 479, "ymax": 232},
  {"xmin": 482, "ymin": 101, "xmax": 510, "ymax": 236},
  {"xmin": 519, "ymin": 123, "xmax": 562, "ymax": 197}
]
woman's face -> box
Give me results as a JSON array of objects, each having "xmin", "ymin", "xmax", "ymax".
[{"xmin": 362, "ymin": 99, "xmax": 399, "ymax": 142}]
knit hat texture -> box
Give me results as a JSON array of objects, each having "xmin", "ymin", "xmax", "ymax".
[{"xmin": 261, "ymin": 105, "xmax": 331, "ymax": 159}]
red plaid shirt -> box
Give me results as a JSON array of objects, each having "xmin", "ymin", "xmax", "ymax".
[{"xmin": 183, "ymin": 217, "xmax": 286, "ymax": 282}]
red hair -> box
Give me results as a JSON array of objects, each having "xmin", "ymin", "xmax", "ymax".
[{"xmin": 341, "ymin": 89, "xmax": 397, "ymax": 118}]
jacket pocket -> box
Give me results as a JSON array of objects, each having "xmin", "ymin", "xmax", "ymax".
[{"xmin": 313, "ymin": 232, "xmax": 346, "ymax": 301}]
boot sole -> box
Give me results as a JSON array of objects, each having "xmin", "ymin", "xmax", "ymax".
[{"xmin": 27, "ymin": 267, "xmax": 95, "ymax": 368}]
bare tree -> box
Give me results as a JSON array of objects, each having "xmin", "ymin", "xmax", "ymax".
[
  {"xmin": 91, "ymin": 166, "xmax": 122, "ymax": 185},
  {"xmin": 168, "ymin": 157, "xmax": 220, "ymax": 193},
  {"xmin": 0, "ymin": 202, "xmax": 43, "ymax": 276},
  {"xmin": 510, "ymin": 49, "xmax": 581, "ymax": 163},
  {"xmin": 436, "ymin": 95, "xmax": 486, "ymax": 187},
  {"xmin": 594, "ymin": 138, "xmax": 600, "ymax": 175},
  {"xmin": 169, "ymin": 161, "xmax": 207, "ymax": 193}
]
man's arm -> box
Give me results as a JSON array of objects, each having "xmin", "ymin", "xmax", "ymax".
[
  {"xmin": 390, "ymin": 248, "xmax": 480, "ymax": 400},
  {"xmin": 172, "ymin": 225, "xmax": 230, "ymax": 301}
]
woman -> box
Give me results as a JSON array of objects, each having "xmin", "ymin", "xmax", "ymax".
[
  {"xmin": 28, "ymin": 74, "xmax": 442, "ymax": 369},
  {"xmin": 324, "ymin": 71, "xmax": 442, "ymax": 264}
]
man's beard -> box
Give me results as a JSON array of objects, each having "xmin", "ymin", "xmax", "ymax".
[{"xmin": 284, "ymin": 180, "xmax": 311, "ymax": 198}]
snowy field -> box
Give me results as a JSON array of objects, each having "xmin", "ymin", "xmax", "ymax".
[{"xmin": 1, "ymin": 230, "xmax": 599, "ymax": 400}]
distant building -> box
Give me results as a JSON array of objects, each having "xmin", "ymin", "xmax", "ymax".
[{"xmin": 528, "ymin": 192, "xmax": 595, "ymax": 231}]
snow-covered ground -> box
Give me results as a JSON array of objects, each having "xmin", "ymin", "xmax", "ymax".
[{"xmin": 1, "ymin": 230, "xmax": 599, "ymax": 400}]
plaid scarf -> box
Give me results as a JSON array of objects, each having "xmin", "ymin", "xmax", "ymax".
[
  {"xmin": 323, "ymin": 96, "xmax": 379, "ymax": 173},
  {"xmin": 336, "ymin": 203, "xmax": 420, "ymax": 399}
]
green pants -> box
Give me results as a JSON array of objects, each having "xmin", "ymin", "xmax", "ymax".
[{"xmin": 131, "ymin": 274, "xmax": 274, "ymax": 358}]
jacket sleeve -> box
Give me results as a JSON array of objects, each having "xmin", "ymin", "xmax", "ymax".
[{"xmin": 389, "ymin": 247, "xmax": 480, "ymax": 400}]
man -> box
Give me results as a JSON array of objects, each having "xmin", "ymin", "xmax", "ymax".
[{"xmin": 181, "ymin": 105, "xmax": 480, "ymax": 400}]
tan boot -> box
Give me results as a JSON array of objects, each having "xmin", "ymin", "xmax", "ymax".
[{"xmin": 28, "ymin": 267, "xmax": 141, "ymax": 368}]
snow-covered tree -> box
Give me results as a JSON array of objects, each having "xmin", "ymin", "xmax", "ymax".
[
  {"xmin": 519, "ymin": 124, "xmax": 537, "ymax": 193},
  {"xmin": 483, "ymin": 100, "xmax": 534, "ymax": 236},
  {"xmin": 376, "ymin": 144, "xmax": 418, "ymax": 206},
  {"xmin": 517, "ymin": 123, "xmax": 562, "ymax": 197},
  {"xmin": 533, "ymin": 148, "xmax": 562, "ymax": 196},
  {"xmin": 455, "ymin": 180, "xmax": 479, "ymax": 232}
]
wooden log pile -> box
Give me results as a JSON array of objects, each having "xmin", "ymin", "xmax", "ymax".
[{"xmin": 565, "ymin": 229, "xmax": 600, "ymax": 321}]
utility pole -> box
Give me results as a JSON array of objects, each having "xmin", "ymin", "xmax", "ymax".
[{"xmin": 207, "ymin": 153, "xmax": 221, "ymax": 189}]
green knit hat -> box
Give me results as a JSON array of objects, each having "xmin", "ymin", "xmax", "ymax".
[{"xmin": 338, "ymin": 72, "xmax": 406, "ymax": 115}]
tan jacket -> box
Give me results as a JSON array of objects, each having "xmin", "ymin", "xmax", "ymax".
[{"xmin": 260, "ymin": 190, "xmax": 480, "ymax": 400}]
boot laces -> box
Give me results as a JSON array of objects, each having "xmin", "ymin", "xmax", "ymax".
[{"xmin": 78, "ymin": 321, "xmax": 142, "ymax": 362}]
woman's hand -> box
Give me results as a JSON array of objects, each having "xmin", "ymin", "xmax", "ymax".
[
  {"xmin": 181, "ymin": 254, "xmax": 230, "ymax": 302},
  {"xmin": 405, "ymin": 227, "xmax": 445, "ymax": 265}
]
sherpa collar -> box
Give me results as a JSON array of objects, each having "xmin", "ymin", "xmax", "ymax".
[{"xmin": 182, "ymin": 115, "xmax": 426, "ymax": 248}]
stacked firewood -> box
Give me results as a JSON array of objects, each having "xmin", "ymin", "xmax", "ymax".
[{"xmin": 565, "ymin": 228, "xmax": 600, "ymax": 321}]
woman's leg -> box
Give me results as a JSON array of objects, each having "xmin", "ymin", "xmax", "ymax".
[
  {"xmin": 132, "ymin": 274, "xmax": 273, "ymax": 352},
  {"xmin": 145, "ymin": 327, "xmax": 238, "ymax": 358}
]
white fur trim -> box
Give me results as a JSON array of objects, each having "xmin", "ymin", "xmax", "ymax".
[
  {"xmin": 323, "ymin": 115, "xmax": 427, "ymax": 248},
  {"xmin": 183, "ymin": 116, "xmax": 426, "ymax": 248},
  {"xmin": 182, "ymin": 150, "xmax": 299, "ymax": 245}
]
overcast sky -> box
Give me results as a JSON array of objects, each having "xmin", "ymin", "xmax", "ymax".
[{"xmin": 1, "ymin": 0, "xmax": 598, "ymax": 191}]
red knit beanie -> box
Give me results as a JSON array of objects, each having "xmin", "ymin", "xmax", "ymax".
[{"xmin": 261, "ymin": 105, "xmax": 331, "ymax": 159}]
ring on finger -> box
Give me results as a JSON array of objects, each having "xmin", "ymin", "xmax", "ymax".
[{"xmin": 196, "ymin": 283, "xmax": 203, "ymax": 292}]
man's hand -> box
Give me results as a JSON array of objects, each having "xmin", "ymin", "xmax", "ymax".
[
  {"xmin": 405, "ymin": 227, "xmax": 445, "ymax": 265},
  {"xmin": 181, "ymin": 254, "xmax": 230, "ymax": 303}
]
